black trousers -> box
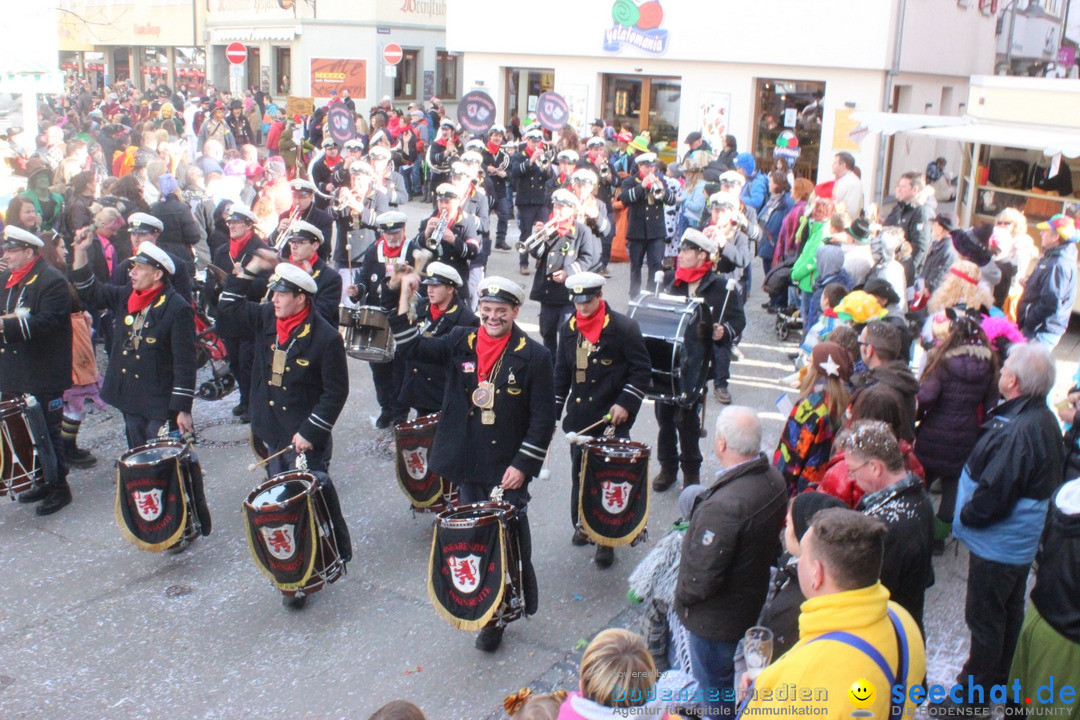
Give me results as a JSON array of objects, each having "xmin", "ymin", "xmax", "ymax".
[
  {"xmin": 266, "ymin": 441, "xmax": 352, "ymax": 564},
  {"xmin": 371, "ymin": 357, "xmax": 407, "ymax": 420},
  {"xmin": 123, "ymin": 413, "xmax": 175, "ymax": 449},
  {"xmin": 224, "ymin": 336, "xmax": 255, "ymax": 406},
  {"xmin": 711, "ymin": 340, "xmax": 732, "ymax": 388},
  {"xmin": 458, "ymin": 482, "xmax": 537, "ymax": 616},
  {"xmin": 655, "ymin": 401, "xmax": 702, "ymax": 476},
  {"xmin": 627, "ymin": 238, "xmax": 665, "ymax": 298},
  {"xmin": 493, "ymin": 194, "xmax": 511, "ymax": 245},
  {"xmin": 569, "ymin": 424, "xmax": 631, "ymax": 528},
  {"xmin": 960, "ymin": 554, "xmax": 1030, "ymax": 690},
  {"xmin": 32, "ymin": 393, "xmax": 67, "ymax": 486},
  {"xmin": 538, "ymin": 303, "xmax": 572, "ymax": 358},
  {"xmin": 517, "ymin": 204, "xmax": 547, "ymax": 269}
]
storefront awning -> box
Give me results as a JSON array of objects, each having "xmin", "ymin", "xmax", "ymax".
[
  {"xmin": 849, "ymin": 111, "xmax": 968, "ymax": 137},
  {"xmin": 905, "ymin": 122, "xmax": 1080, "ymax": 159},
  {"xmin": 209, "ymin": 27, "xmax": 299, "ymax": 44}
]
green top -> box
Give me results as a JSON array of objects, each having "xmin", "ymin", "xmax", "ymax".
[{"xmin": 791, "ymin": 219, "xmax": 827, "ymax": 293}]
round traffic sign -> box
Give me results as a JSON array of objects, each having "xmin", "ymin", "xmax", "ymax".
[
  {"xmin": 226, "ymin": 42, "xmax": 247, "ymax": 66},
  {"xmin": 383, "ymin": 43, "xmax": 403, "ymax": 65}
]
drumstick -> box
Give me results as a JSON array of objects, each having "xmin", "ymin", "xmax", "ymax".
[
  {"xmin": 564, "ymin": 413, "xmax": 612, "ymax": 444},
  {"xmin": 247, "ymin": 445, "xmax": 293, "ymax": 472}
]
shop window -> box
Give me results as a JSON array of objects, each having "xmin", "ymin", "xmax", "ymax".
[
  {"xmin": 394, "ymin": 49, "xmax": 419, "ymax": 100},
  {"xmin": 436, "ymin": 51, "xmax": 459, "ymax": 99},
  {"xmin": 275, "ymin": 47, "xmax": 291, "ymax": 94},
  {"xmin": 752, "ymin": 78, "xmax": 826, "ymax": 183},
  {"xmin": 601, "ymin": 74, "xmax": 681, "ymax": 163},
  {"xmin": 504, "ymin": 68, "xmax": 554, "ymax": 131}
]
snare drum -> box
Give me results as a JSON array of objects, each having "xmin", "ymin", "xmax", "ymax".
[
  {"xmin": 429, "ymin": 501, "xmax": 523, "ymax": 631},
  {"xmin": 0, "ymin": 396, "xmax": 44, "ymax": 497},
  {"xmin": 338, "ymin": 305, "xmax": 394, "ymax": 363},
  {"xmin": 393, "ymin": 413, "xmax": 458, "ymax": 512},
  {"xmin": 577, "ymin": 438, "xmax": 650, "ymax": 547},
  {"xmin": 628, "ymin": 293, "xmax": 713, "ymax": 406},
  {"xmin": 117, "ymin": 440, "xmax": 209, "ymax": 552},
  {"xmin": 244, "ymin": 472, "xmax": 344, "ymax": 599}
]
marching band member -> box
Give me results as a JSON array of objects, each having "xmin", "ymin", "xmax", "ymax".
[
  {"xmin": 283, "ymin": 220, "xmax": 340, "ymax": 326},
  {"xmin": 310, "ymin": 137, "xmax": 343, "ymax": 210},
  {"xmin": 218, "ymin": 261, "xmax": 351, "ymax": 609},
  {"xmin": 453, "ymin": 156, "xmax": 491, "ymax": 308},
  {"xmin": 389, "ymin": 274, "xmax": 555, "ymax": 652},
  {"xmin": 368, "ymin": 145, "xmax": 408, "ymax": 208},
  {"xmin": 0, "ymin": 227, "xmax": 73, "ymax": 515},
  {"xmin": 569, "ymin": 168, "xmax": 612, "ymax": 243},
  {"xmin": 331, "ymin": 138, "xmax": 366, "ymax": 189},
  {"xmin": 396, "ymin": 261, "xmax": 479, "ymax": 418},
  {"xmin": 543, "ymin": 149, "xmax": 579, "ymax": 213},
  {"xmin": 270, "ymin": 179, "xmax": 334, "ymax": 262},
  {"xmin": 426, "ymin": 119, "xmax": 460, "ymax": 204},
  {"xmin": 481, "ymin": 125, "xmax": 513, "ymax": 251},
  {"xmin": 72, "ymin": 237, "xmax": 196, "ymax": 448},
  {"xmin": 582, "ymin": 137, "xmax": 616, "ymax": 277},
  {"xmin": 334, "ymin": 161, "xmax": 390, "ymax": 304},
  {"xmin": 651, "ymin": 229, "xmax": 746, "ymax": 493},
  {"xmin": 554, "ymin": 272, "xmax": 651, "ymax": 568},
  {"xmin": 618, "ymin": 152, "xmax": 677, "ymax": 298},
  {"xmin": 527, "ymin": 189, "xmax": 601, "ymax": 355},
  {"xmin": 510, "ymin": 128, "xmax": 553, "ymax": 276},
  {"xmin": 711, "ymin": 171, "xmax": 761, "ymax": 303},
  {"xmin": 703, "ymin": 190, "xmax": 752, "ymax": 404},
  {"xmin": 112, "ymin": 213, "xmax": 193, "ymax": 304},
  {"xmin": 415, "ymin": 183, "xmax": 479, "ymax": 306},
  {"xmin": 211, "ymin": 206, "xmax": 274, "ymax": 423}
]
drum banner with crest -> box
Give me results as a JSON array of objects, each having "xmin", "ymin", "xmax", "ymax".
[
  {"xmin": 578, "ymin": 441, "xmax": 650, "ymax": 547},
  {"xmin": 394, "ymin": 414, "xmax": 444, "ymax": 509},
  {"xmin": 116, "ymin": 460, "xmax": 188, "ymax": 552},
  {"xmin": 244, "ymin": 491, "xmax": 318, "ymax": 591},
  {"xmin": 428, "ymin": 516, "xmax": 506, "ymax": 631}
]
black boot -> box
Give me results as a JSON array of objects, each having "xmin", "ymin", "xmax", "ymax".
[
  {"xmin": 18, "ymin": 484, "xmax": 49, "ymax": 503},
  {"xmin": 61, "ymin": 417, "xmax": 97, "ymax": 469},
  {"xmin": 594, "ymin": 546, "xmax": 614, "ymax": 568},
  {"xmin": 36, "ymin": 481, "xmax": 72, "ymax": 516},
  {"xmin": 475, "ymin": 625, "xmax": 504, "ymax": 652},
  {"xmin": 282, "ymin": 592, "xmax": 307, "ymax": 609},
  {"xmin": 651, "ymin": 469, "xmax": 677, "ymax": 492}
]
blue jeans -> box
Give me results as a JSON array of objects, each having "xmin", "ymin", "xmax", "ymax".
[
  {"xmin": 1029, "ymin": 330, "xmax": 1064, "ymax": 349},
  {"xmin": 688, "ymin": 630, "xmax": 738, "ymax": 717}
]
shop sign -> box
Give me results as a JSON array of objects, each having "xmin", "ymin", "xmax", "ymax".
[
  {"xmin": 603, "ymin": 0, "xmax": 669, "ymax": 55},
  {"xmin": 310, "ymin": 58, "xmax": 367, "ymax": 99}
]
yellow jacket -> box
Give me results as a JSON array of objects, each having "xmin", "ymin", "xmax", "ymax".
[{"xmin": 741, "ymin": 583, "xmax": 925, "ymax": 719}]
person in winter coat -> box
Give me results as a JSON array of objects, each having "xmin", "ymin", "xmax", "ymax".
[
  {"xmin": 866, "ymin": 227, "xmax": 908, "ymax": 312},
  {"xmin": 1008, "ymin": 479, "xmax": 1080, "ymax": 715},
  {"xmin": 843, "ymin": 420, "xmax": 935, "ymax": 630},
  {"xmin": 882, "ymin": 171, "xmax": 933, "ymax": 273},
  {"xmin": 852, "ymin": 321, "xmax": 919, "ymax": 441},
  {"xmin": 791, "ymin": 199, "xmax": 839, "ymax": 331},
  {"xmin": 912, "ymin": 212, "xmax": 959, "ymax": 306},
  {"xmin": 148, "ymin": 173, "xmax": 206, "ymax": 265},
  {"xmin": 757, "ymin": 171, "xmax": 793, "ymax": 278},
  {"xmin": 915, "ymin": 307, "xmax": 998, "ymax": 548},
  {"xmin": 953, "ymin": 342, "xmax": 1063, "ymax": 696},
  {"xmin": 1016, "ymin": 213, "xmax": 1079, "ymax": 348},
  {"xmin": 225, "ymin": 100, "xmax": 255, "ymax": 148},
  {"xmin": 775, "ymin": 342, "xmax": 852, "ymax": 495},
  {"xmin": 733, "ymin": 152, "xmax": 767, "ymax": 213}
]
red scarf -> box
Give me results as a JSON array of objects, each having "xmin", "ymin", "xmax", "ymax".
[
  {"xmin": 549, "ymin": 211, "xmax": 574, "ymax": 236},
  {"xmin": 127, "ymin": 283, "xmax": 164, "ymax": 314},
  {"xmin": 575, "ymin": 300, "xmax": 607, "ymax": 345},
  {"xmin": 5, "ymin": 260, "xmax": 37, "ymax": 289},
  {"xmin": 486, "ymin": 141, "xmax": 501, "ymax": 155},
  {"xmin": 476, "ymin": 326, "xmax": 512, "ymax": 382},
  {"xmin": 230, "ymin": 230, "xmax": 253, "ymax": 261},
  {"xmin": 276, "ymin": 304, "xmax": 310, "ymax": 346},
  {"xmin": 823, "ymin": 308, "xmax": 838, "ymax": 319},
  {"xmin": 324, "ymin": 153, "xmax": 341, "ymax": 169},
  {"xmin": 429, "ymin": 302, "xmax": 447, "ymax": 321},
  {"xmin": 674, "ymin": 261, "xmax": 713, "ymax": 287},
  {"xmin": 379, "ymin": 238, "xmax": 403, "ymax": 259}
]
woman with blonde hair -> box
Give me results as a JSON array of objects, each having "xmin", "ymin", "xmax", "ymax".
[
  {"xmin": 926, "ymin": 259, "xmax": 993, "ymax": 315},
  {"xmin": 993, "ymin": 206, "xmax": 1037, "ymax": 314},
  {"xmin": 155, "ymin": 102, "xmax": 183, "ymax": 138}
]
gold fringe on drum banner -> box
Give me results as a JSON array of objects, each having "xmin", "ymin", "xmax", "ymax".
[
  {"xmin": 577, "ymin": 441, "xmax": 650, "ymax": 548},
  {"xmin": 243, "ymin": 494, "xmax": 319, "ymax": 591},
  {"xmin": 114, "ymin": 464, "xmax": 188, "ymax": 553},
  {"xmin": 427, "ymin": 520, "xmax": 507, "ymax": 632}
]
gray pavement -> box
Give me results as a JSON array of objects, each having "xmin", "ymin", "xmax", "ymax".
[{"xmin": 0, "ymin": 197, "xmax": 1070, "ymax": 719}]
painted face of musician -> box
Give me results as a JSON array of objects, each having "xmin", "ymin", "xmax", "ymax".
[
  {"xmin": 477, "ymin": 300, "xmax": 518, "ymax": 338},
  {"xmin": 292, "ymin": 189, "xmax": 314, "ymax": 210},
  {"xmin": 710, "ymin": 205, "xmax": 736, "ymax": 227},
  {"xmin": 574, "ymin": 293, "xmax": 603, "ymax": 318},
  {"xmin": 271, "ymin": 289, "xmax": 309, "ymax": 319},
  {"xmin": 325, "ymin": 144, "xmax": 340, "ymax": 157},
  {"xmin": 427, "ymin": 282, "xmax": 454, "ymax": 308},
  {"xmin": 437, "ymin": 197, "xmax": 461, "ymax": 217},
  {"xmin": 287, "ymin": 237, "xmax": 319, "ymax": 263},
  {"xmin": 3, "ymin": 246, "xmax": 36, "ymax": 272},
  {"xmin": 226, "ymin": 219, "xmax": 254, "ymax": 239},
  {"xmin": 678, "ymin": 244, "xmax": 710, "ymax": 270},
  {"xmin": 128, "ymin": 261, "xmax": 164, "ymax": 292},
  {"xmin": 438, "ymin": 126, "xmax": 453, "ymax": 142},
  {"xmin": 381, "ymin": 227, "xmax": 405, "ymax": 248}
]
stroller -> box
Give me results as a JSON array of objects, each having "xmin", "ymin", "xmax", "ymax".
[
  {"xmin": 193, "ymin": 275, "xmax": 235, "ymax": 400},
  {"xmin": 762, "ymin": 258, "xmax": 803, "ymax": 341}
]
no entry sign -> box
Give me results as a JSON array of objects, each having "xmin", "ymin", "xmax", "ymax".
[
  {"xmin": 383, "ymin": 43, "xmax": 403, "ymax": 65},
  {"xmin": 226, "ymin": 42, "xmax": 247, "ymax": 66}
]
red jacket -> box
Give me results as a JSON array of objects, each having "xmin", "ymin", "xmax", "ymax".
[
  {"xmin": 816, "ymin": 440, "xmax": 925, "ymax": 508},
  {"xmin": 265, "ymin": 120, "xmax": 285, "ymax": 152}
]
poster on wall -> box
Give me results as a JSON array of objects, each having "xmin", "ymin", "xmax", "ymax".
[
  {"xmin": 559, "ymin": 84, "xmax": 589, "ymax": 138},
  {"xmin": 832, "ymin": 108, "xmax": 862, "ymax": 151},
  {"xmin": 310, "ymin": 58, "xmax": 366, "ymax": 100},
  {"xmin": 698, "ymin": 91, "xmax": 731, "ymax": 155}
]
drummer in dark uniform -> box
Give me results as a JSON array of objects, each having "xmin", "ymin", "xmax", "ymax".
[
  {"xmin": 282, "ymin": 220, "xmax": 340, "ymax": 326},
  {"xmin": 554, "ymin": 271, "xmax": 651, "ymax": 568},
  {"xmin": 72, "ymin": 240, "xmax": 196, "ymax": 447},
  {"xmin": 0, "ymin": 226, "xmax": 73, "ymax": 515},
  {"xmin": 390, "ymin": 274, "xmax": 555, "ymax": 652},
  {"xmin": 211, "ymin": 205, "xmax": 273, "ymax": 423},
  {"xmin": 396, "ymin": 261, "xmax": 479, "ymax": 418},
  {"xmin": 652, "ymin": 228, "xmax": 745, "ymax": 493},
  {"xmin": 217, "ymin": 262, "xmax": 351, "ymax": 608},
  {"xmin": 528, "ymin": 189, "xmax": 601, "ymax": 356},
  {"xmin": 111, "ymin": 213, "xmax": 193, "ymax": 304},
  {"xmin": 416, "ymin": 183, "xmax": 479, "ymax": 305}
]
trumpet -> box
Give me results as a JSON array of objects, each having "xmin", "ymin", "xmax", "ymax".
[
  {"xmin": 518, "ymin": 218, "xmax": 559, "ymax": 254},
  {"xmin": 426, "ymin": 210, "xmax": 450, "ymax": 250},
  {"xmin": 274, "ymin": 205, "xmax": 303, "ymax": 251},
  {"xmin": 598, "ymin": 164, "xmax": 612, "ymax": 182},
  {"xmin": 644, "ymin": 174, "xmax": 665, "ymax": 204},
  {"xmin": 532, "ymin": 141, "xmax": 555, "ymax": 171},
  {"xmin": 333, "ymin": 185, "xmax": 374, "ymax": 216}
]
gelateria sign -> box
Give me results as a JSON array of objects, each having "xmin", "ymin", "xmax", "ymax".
[{"xmin": 603, "ymin": 0, "xmax": 669, "ymax": 55}]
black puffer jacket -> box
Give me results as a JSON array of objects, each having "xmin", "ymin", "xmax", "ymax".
[
  {"xmin": 1030, "ymin": 480, "xmax": 1080, "ymax": 643},
  {"xmin": 149, "ymin": 195, "xmax": 206, "ymax": 263},
  {"xmin": 852, "ymin": 360, "xmax": 920, "ymax": 441}
]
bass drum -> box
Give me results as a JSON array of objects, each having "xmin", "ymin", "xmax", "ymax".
[{"xmin": 628, "ymin": 293, "xmax": 713, "ymax": 407}]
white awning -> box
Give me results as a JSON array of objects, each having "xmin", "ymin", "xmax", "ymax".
[
  {"xmin": 849, "ymin": 111, "xmax": 968, "ymax": 137},
  {"xmin": 209, "ymin": 27, "xmax": 300, "ymax": 44},
  {"xmin": 905, "ymin": 122, "xmax": 1080, "ymax": 159}
]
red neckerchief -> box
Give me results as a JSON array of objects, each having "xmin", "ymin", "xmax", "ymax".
[
  {"xmin": 823, "ymin": 308, "xmax": 838, "ymax": 319},
  {"xmin": 379, "ymin": 238, "xmax": 403, "ymax": 259},
  {"xmin": 549, "ymin": 211, "xmax": 574, "ymax": 236},
  {"xmin": 276, "ymin": 303, "xmax": 310, "ymax": 346},
  {"xmin": 324, "ymin": 153, "xmax": 341, "ymax": 169},
  {"xmin": 674, "ymin": 261, "xmax": 713, "ymax": 287},
  {"xmin": 575, "ymin": 300, "xmax": 607, "ymax": 345},
  {"xmin": 638, "ymin": 167, "xmax": 651, "ymax": 179},
  {"xmin": 476, "ymin": 326, "xmax": 512, "ymax": 382},
  {"xmin": 289, "ymin": 258, "xmax": 313, "ymax": 274},
  {"xmin": 5, "ymin": 259, "xmax": 37, "ymax": 289},
  {"xmin": 435, "ymin": 137, "xmax": 449, "ymax": 148},
  {"xmin": 429, "ymin": 302, "xmax": 447, "ymax": 321},
  {"xmin": 486, "ymin": 141, "xmax": 501, "ymax": 155},
  {"xmin": 127, "ymin": 283, "xmax": 164, "ymax": 314},
  {"xmin": 230, "ymin": 230, "xmax": 253, "ymax": 261},
  {"xmin": 588, "ymin": 150, "xmax": 604, "ymax": 165}
]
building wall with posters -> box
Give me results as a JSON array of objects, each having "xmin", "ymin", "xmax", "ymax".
[
  {"xmin": 448, "ymin": 0, "xmax": 996, "ymax": 199},
  {"xmin": 204, "ymin": 0, "xmax": 451, "ymax": 114}
]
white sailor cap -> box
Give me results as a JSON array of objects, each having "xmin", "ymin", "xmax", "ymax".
[
  {"xmin": 321, "ymin": 136, "xmax": 338, "ymax": 149},
  {"xmin": 718, "ymin": 170, "xmax": 745, "ymax": 188},
  {"xmin": 131, "ymin": 242, "xmax": 175, "ymax": 276},
  {"xmin": 679, "ymin": 228, "xmax": 718, "ymax": 256},
  {"xmin": 289, "ymin": 178, "xmax": 317, "ymax": 194},
  {"xmin": 343, "ymin": 138, "xmax": 365, "ymax": 152},
  {"xmin": 422, "ymin": 261, "xmax": 464, "ymax": 288},
  {"xmin": 708, "ymin": 191, "xmax": 741, "ymax": 210},
  {"xmin": 286, "ymin": 220, "xmax": 324, "ymax": 244},
  {"xmin": 585, "ymin": 137, "xmax": 606, "ymax": 148},
  {"xmin": 571, "ymin": 168, "xmax": 598, "ymax": 185},
  {"xmin": 478, "ymin": 276, "xmax": 525, "ymax": 306},
  {"xmin": 635, "ymin": 152, "xmax": 658, "ymax": 166},
  {"xmin": 523, "ymin": 128, "xmax": 544, "ymax": 141},
  {"xmin": 556, "ymin": 149, "xmax": 579, "ymax": 164},
  {"xmin": 439, "ymin": 118, "xmax": 455, "ymax": 130},
  {"xmin": 376, "ymin": 211, "xmax": 409, "ymax": 231},
  {"xmin": 551, "ymin": 188, "xmax": 580, "ymax": 208},
  {"xmin": 488, "ymin": 125, "xmax": 506, "ymax": 135},
  {"xmin": 435, "ymin": 183, "xmax": 463, "ymax": 200},
  {"xmin": 369, "ymin": 129, "xmax": 390, "ymax": 146},
  {"xmin": 564, "ymin": 271, "xmax": 606, "ymax": 303},
  {"xmin": 460, "ymin": 150, "xmax": 484, "ymax": 165},
  {"xmin": 127, "ymin": 212, "xmax": 164, "ymax": 234},
  {"xmin": 269, "ymin": 262, "xmax": 318, "ymax": 295},
  {"xmin": 2, "ymin": 226, "xmax": 43, "ymax": 250},
  {"xmin": 464, "ymin": 139, "xmax": 485, "ymax": 152},
  {"xmin": 348, "ymin": 160, "xmax": 375, "ymax": 176},
  {"xmin": 450, "ymin": 161, "xmax": 471, "ymax": 177},
  {"xmin": 226, "ymin": 206, "xmax": 259, "ymax": 224},
  {"xmin": 366, "ymin": 146, "xmax": 391, "ymax": 161}
]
